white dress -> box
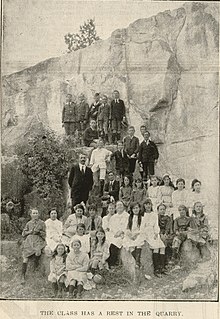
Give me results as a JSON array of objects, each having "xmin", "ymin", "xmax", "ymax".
[
  {"xmin": 62, "ymin": 214, "xmax": 88, "ymax": 246},
  {"xmin": 123, "ymin": 215, "xmax": 144, "ymax": 250},
  {"xmin": 45, "ymin": 218, "xmax": 63, "ymax": 252},
  {"xmin": 187, "ymin": 190, "xmax": 207, "ymax": 215},
  {"xmin": 48, "ymin": 256, "xmax": 66, "ymax": 282},
  {"xmin": 69, "ymin": 234, "xmax": 90, "ymax": 254},
  {"xmin": 148, "ymin": 186, "xmax": 162, "ymax": 210},
  {"xmin": 107, "ymin": 211, "xmax": 129, "ymax": 248},
  {"xmin": 140, "ymin": 212, "xmax": 165, "ymax": 249},
  {"xmin": 171, "ymin": 189, "xmax": 189, "ymax": 219},
  {"xmin": 159, "ymin": 186, "xmax": 174, "ymax": 216}
]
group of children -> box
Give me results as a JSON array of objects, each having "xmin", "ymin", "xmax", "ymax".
[
  {"xmin": 62, "ymin": 91, "xmax": 127, "ymax": 145},
  {"xmin": 20, "ymin": 174, "xmax": 210, "ymax": 298}
]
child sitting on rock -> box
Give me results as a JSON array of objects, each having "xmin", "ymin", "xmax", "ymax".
[
  {"xmin": 119, "ymin": 175, "xmax": 133, "ymax": 210},
  {"xmin": 85, "ymin": 204, "xmax": 102, "ymax": 237},
  {"xmin": 21, "ymin": 208, "xmax": 46, "ymax": 283},
  {"xmin": 130, "ymin": 178, "xmax": 147, "ymax": 210},
  {"xmin": 70, "ymin": 223, "xmax": 90, "ymax": 255},
  {"xmin": 48, "ymin": 243, "xmax": 67, "ymax": 298}
]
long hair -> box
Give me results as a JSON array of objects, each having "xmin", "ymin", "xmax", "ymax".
[
  {"xmin": 134, "ymin": 178, "xmax": 144, "ymax": 189},
  {"xmin": 122, "ymin": 175, "xmax": 132, "ymax": 187},
  {"xmin": 128, "ymin": 202, "xmax": 142, "ymax": 230},
  {"xmin": 160, "ymin": 174, "xmax": 175, "ymax": 188},
  {"xmin": 52, "ymin": 243, "xmax": 67, "ymax": 263},
  {"xmin": 143, "ymin": 198, "xmax": 153, "ymax": 212},
  {"xmin": 94, "ymin": 227, "xmax": 106, "ymax": 246},
  {"xmin": 192, "ymin": 201, "xmax": 204, "ymax": 216},
  {"xmin": 191, "ymin": 179, "xmax": 201, "ymax": 191}
]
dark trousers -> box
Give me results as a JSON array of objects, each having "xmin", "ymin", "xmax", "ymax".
[
  {"xmin": 142, "ymin": 161, "xmax": 155, "ymax": 179},
  {"xmin": 64, "ymin": 122, "xmax": 76, "ymax": 135},
  {"xmin": 128, "ymin": 158, "xmax": 137, "ymax": 175},
  {"xmin": 107, "ymin": 244, "xmax": 120, "ymax": 267}
]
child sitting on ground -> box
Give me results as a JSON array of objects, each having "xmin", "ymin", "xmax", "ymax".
[
  {"xmin": 21, "ymin": 208, "xmax": 46, "ymax": 283},
  {"xmin": 89, "ymin": 227, "xmax": 110, "ymax": 274},
  {"xmin": 66, "ymin": 239, "xmax": 90, "ymax": 299},
  {"xmin": 70, "ymin": 223, "xmax": 90, "ymax": 255},
  {"xmin": 45, "ymin": 208, "xmax": 63, "ymax": 255},
  {"xmin": 123, "ymin": 202, "xmax": 144, "ymax": 268},
  {"xmin": 48, "ymin": 243, "xmax": 67, "ymax": 298}
]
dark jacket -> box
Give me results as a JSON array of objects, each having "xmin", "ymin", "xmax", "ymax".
[
  {"xmin": 173, "ymin": 216, "xmax": 191, "ymax": 233},
  {"xmin": 104, "ymin": 180, "xmax": 120, "ymax": 201},
  {"xmin": 138, "ymin": 140, "xmax": 159, "ymax": 163},
  {"xmin": 97, "ymin": 103, "xmax": 110, "ymax": 121},
  {"xmin": 88, "ymin": 102, "xmax": 101, "ymax": 121},
  {"xmin": 83, "ymin": 127, "xmax": 98, "ymax": 146},
  {"xmin": 68, "ymin": 164, "xmax": 93, "ymax": 205},
  {"xmin": 62, "ymin": 102, "xmax": 77, "ymax": 123},
  {"xmin": 159, "ymin": 215, "xmax": 172, "ymax": 235},
  {"xmin": 123, "ymin": 136, "xmax": 139, "ymax": 156},
  {"xmin": 111, "ymin": 150, "xmax": 129, "ymax": 174},
  {"xmin": 110, "ymin": 99, "xmax": 125, "ymax": 120},
  {"xmin": 77, "ymin": 101, "xmax": 89, "ymax": 121}
]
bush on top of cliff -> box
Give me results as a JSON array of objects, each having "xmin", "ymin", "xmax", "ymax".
[{"xmin": 17, "ymin": 129, "xmax": 73, "ymax": 199}]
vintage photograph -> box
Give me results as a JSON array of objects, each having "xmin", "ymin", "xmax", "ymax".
[{"xmin": 1, "ymin": 0, "xmax": 219, "ymax": 302}]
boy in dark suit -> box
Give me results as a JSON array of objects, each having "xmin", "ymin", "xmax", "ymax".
[
  {"xmin": 110, "ymin": 90, "xmax": 126, "ymax": 144},
  {"xmin": 76, "ymin": 93, "xmax": 89, "ymax": 144},
  {"xmin": 62, "ymin": 94, "xmax": 77, "ymax": 136},
  {"xmin": 97, "ymin": 95, "xmax": 110, "ymax": 143},
  {"xmin": 88, "ymin": 93, "xmax": 101, "ymax": 122},
  {"xmin": 123, "ymin": 126, "xmax": 139, "ymax": 177},
  {"xmin": 103, "ymin": 171, "xmax": 120, "ymax": 202},
  {"xmin": 83, "ymin": 119, "xmax": 98, "ymax": 147},
  {"xmin": 111, "ymin": 140, "xmax": 129, "ymax": 179}
]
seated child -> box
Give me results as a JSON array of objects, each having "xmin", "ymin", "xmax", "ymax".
[
  {"xmin": 130, "ymin": 178, "xmax": 147, "ymax": 209},
  {"xmin": 45, "ymin": 208, "xmax": 63, "ymax": 254},
  {"xmin": 48, "ymin": 243, "xmax": 67, "ymax": 298},
  {"xmin": 148, "ymin": 175, "xmax": 162, "ymax": 211},
  {"xmin": 70, "ymin": 223, "xmax": 90, "ymax": 255},
  {"xmin": 63, "ymin": 204, "xmax": 87, "ymax": 247},
  {"xmin": 85, "ymin": 204, "xmax": 102, "ymax": 237},
  {"xmin": 171, "ymin": 178, "xmax": 189, "ymax": 219},
  {"xmin": 21, "ymin": 208, "xmax": 46, "ymax": 283},
  {"xmin": 89, "ymin": 227, "xmax": 110, "ymax": 273},
  {"xmin": 159, "ymin": 174, "xmax": 174, "ymax": 216},
  {"xmin": 119, "ymin": 175, "xmax": 132, "ymax": 209},
  {"xmin": 102, "ymin": 202, "xmax": 116, "ymax": 233},
  {"xmin": 66, "ymin": 239, "xmax": 90, "ymax": 299},
  {"xmin": 140, "ymin": 199, "xmax": 165, "ymax": 277},
  {"xmin": 123, "ymin": 202, "xmax": 144, "ymax": 268},
  {"xmin": 171, "ymin": 205, "xmax": 192, "ymax": 262}
]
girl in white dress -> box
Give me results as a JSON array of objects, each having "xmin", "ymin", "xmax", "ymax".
[
  {"xmin": 90, "ymin": 227, "xmax": 110, "ymax": 273},
  {"xmin": 45, "ymin": 209, "xmax": 63, "ymax": 255},
  {"xmin": 171, "ymin": 178, "xmax": 189, "ymax": 219},
  {"xmin": 147, "ymin": 175, "xmax": 162, "ymax": 211},
  {"xmin": 188, "ymin": 179, "xmax": 207, "ymax": 215},
  {"xmin": 123, "ymin": 202, "xmax": 144, "ymax": 267},
  {"xmin": 69, "ymin": 223, "xmax": 90, "ymax": 255},
  {"xmin": 140, "ymin": 199, "xmax": 165, "ymax": 277},
  {"xmin": 159, "ymin": 174, "xmax": 174, "ymax": 217},
  {"xmin": 102, "ymin": 202, "xmax": 116, "ymax": 240}
]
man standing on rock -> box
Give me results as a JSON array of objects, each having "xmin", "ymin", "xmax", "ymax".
[
  {"xmin": 62, "ymin": 94, "xmax": 77, "ymax": 136},
  {"xmin": 68, "ymin": 153, "xmax": 93, "ymax": 207},
  {"xmin": 138, "ymin": 131, "xmax": 159, "ymax": 181}
]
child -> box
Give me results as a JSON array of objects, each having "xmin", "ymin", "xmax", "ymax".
[
  {"xmin": 102, "ymin": 202, "xmax": 116, "ymax": 233},
  {"xmin": 111, "ymin": 140, "xmax": 129, "ymax": 180},
  {"xmin": 157, "ymin": 204, "xmax": 173, "ymax": 265},
  {"xmin": 97, "ymin": 95, "xmax": 110, "ymax": 143},
  {"xmin": 119, "ymin": 175, "xmax": 133, "ymax": 209},
  {"xmin": 21, "ymin": 208, "xmax": 46, "ymax": 283},
  {"xmin": 45, "ymin": 209, "xmax": 63, "ymax": 255},
  {"xmin": 90, "ymin": 227, "xmax": 110, "ymax": 273},
  {"xmin": 66, "ymin": 239, "xmax": 89, "ymax": 299},
  {"xmin": 188, "ymin": 179, "xmax": 207, "ymax": 215},
  {"xmin": 171, "ymin": 178, "xmax": 188, "ymax": 219},
  {"xmin": 140, "ymin": 199, "xmax": 165, "ymax": 277},
  {"xmin": 110, "ymin": 90, "xmax": 126, "ymax": 143},
  {"xmin": 63, "ymin": 204, "xmax": 87, "ymax": 247},
  {"xmin": 148, "ymin": 175, "xmax": 162, "ymax": 211},
  {"xmin": 107, "ymin": 201, "xmax": 129, "ymax": 267},
  {"xmin": 62, "ymin": 94, "xmax": 77, "ymax": 136},
  {"xmin": 48, "ymin": 243, "xmax": 67, "ymax": 298},
  {"xmin": 171, "ymin": 205, "xmax": 192, "ymax": 262},
  {"xmin": 85, "ymin": 204, "xmax": 102, "ymax": 236},
  {"xmin": 88, "ymin": 92, "xmax": 101, "ymax": 122},
  {"xmin": 159, "ymin": 174, "xmax": 174, "ymax": 216},
  {"xmin": 188, "ymin": 202, "xmax": 210, "ymax": 248},
  {"xmin": 123, "ymin": 202, "xmax": 144, "ymax": 268},
  {"xmin": 70, "ymin": 223, "xmax": 90, "ymax": 255},
  {"xmin": 130, "ymin": 178, "xmax": 147, "ymax": 209}
]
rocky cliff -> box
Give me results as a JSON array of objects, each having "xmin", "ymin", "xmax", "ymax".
[{"xmin": 2, "ymin": 2, "xmax": 219, "ymax": 210}]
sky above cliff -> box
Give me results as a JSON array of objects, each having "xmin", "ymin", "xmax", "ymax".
[{"xmin": 3, "ymin": 0, "xmax": 183, "ymax": 75}]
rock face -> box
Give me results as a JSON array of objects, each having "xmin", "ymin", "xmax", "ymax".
[{"xmin": 2, "ymin": 3, "xmax": 219, "ymax": 211}]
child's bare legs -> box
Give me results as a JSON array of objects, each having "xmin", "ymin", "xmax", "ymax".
[{"xmin": 69, "ymin": 280, "xmax": 77, "ymax": 298}]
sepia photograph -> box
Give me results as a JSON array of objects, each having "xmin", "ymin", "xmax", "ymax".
[{"xmin": 1, "ymin": 0, "xmax": 219, "ymax": 306}]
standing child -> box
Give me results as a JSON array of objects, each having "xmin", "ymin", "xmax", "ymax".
[
  {"xmin": 111, "ymin": 140, "xmax": 130, "ymax": 180},
  {"xmin": 62, "ymin": 94, "xmax": 77, "ymax": 136},
  {"xmin": 148, "ymin": 175, "xmax": 162, "ymax": 211},
  {"xmin": 123, "ymin": 202, "xmax": 144, "ymax": 268},
  {"xmin": 48, "ymin": 243, "xmax": 67, "ymax": 298},
  {"xmin": 119, "ymin": 175, "xmax": 133, "ymax": 210},
  {"xmin": 90, "ymin": 227, "xmax": 110, "ymax": 273},
  {"xmin": 97, "ymin": 95, "xmax": 110, "ymax": 143},
  {"xmin": 70, "ymin": 224, "xmax": 90, "ymax": 255},
  {"xmin": 21, "ymin": 208, "xmax": 46, "ymax": 283},
  {"xmin": 63, "ymin": 204, "xmax": 87, "ymax": 247},
  {"xmin": 88, "ymin": 92, "xmax": 101, "ymax": 122},
  {"xmin": 140, "ymin": 199, "xmax": 165, "ymax": 277},
  {"xmin": 66, "ymin": 239, "xmax": 90, "ymax": 299},
  {"xmin": 45, "ymin": 209, "xmax": 63, "ymax": 255},
  {"xmin": 130, "ymin": 179, "xmax": 147, "ymax": 209},
  {"xmin": 159, "ymin": 174, "xmax": 174, "ymax": 216},
  {"xmin": 171, "ymin": 178, "xmax": 188, "ymax": 219},
  {"xmin": 110, "ymin": 90, "xmax": 126, "ymax": 143},
  {"xmin": 76, "ymin": 93, "xmax": 89, "ymax": 144}
]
